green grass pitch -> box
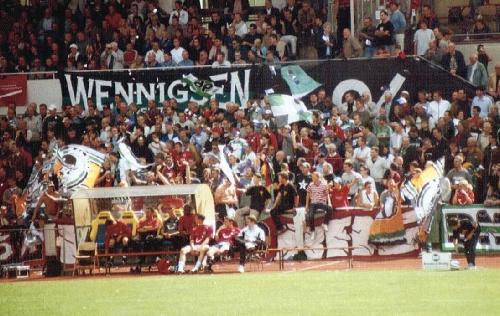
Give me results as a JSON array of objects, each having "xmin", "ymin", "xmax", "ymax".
[{"xmin": 1, "ymin": 269, "xmax": 499, "ymax": 316}]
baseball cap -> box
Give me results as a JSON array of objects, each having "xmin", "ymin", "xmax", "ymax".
[
  {"xmin": 48, "ymin": 104, "xmax": 57, "ymax": 111},
  {"xmin": 247, "ymin": 214, "xmax": 257, "ymax": 222},
  {"xmin": 70, "ymin": 43, "xmax": 78, "ymax": 49},
  {"xmin": 333, "ymin": 177, "xmax": 342, "ymax": 184}
]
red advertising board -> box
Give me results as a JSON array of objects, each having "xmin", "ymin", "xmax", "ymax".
[{"xmin": 0, "ymin": 74, "xmax": 27, "ymax": 106}]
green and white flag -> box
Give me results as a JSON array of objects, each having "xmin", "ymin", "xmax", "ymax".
[
  {"xmin": 181, "ymin": 73, "xmax": 223, "ymax": 99},
  {"xmin": 281, "ymin": 65, "xmax": 321, "ymax": 98},
  {"xmin": 268, "ymin": 94, "xmax": 313, "ymax": 127}
]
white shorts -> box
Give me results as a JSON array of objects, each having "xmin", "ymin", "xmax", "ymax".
[
  {"xmin": 212, "ymin": 242, "xmax": 231, "ymax": 252},
  {"xmin": 185, "ymin": 244, "xmax": 207, "ymax": 253}
]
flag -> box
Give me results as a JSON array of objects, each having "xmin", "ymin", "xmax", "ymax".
[
  {"xmin": 280, "ymin": 65, "xmax": 321, "ymax": 98},
  {"xmin": 268, "ymin": 94, "xmax": 313, "ymax": 127},
  {"xmin": 53, "ymin": 145, "xmax": 106, "ymax": 195},
  {"xmin": 401, "ymin": 158, "xmax": 444, "ymax": 222},
  {"xmin": 181, "ymin": 74, "xmax": 223, "ymax": 99}
]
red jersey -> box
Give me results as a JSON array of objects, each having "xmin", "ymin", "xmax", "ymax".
[
  {"xmin": 105, "ymin": 221, "xmax": 132, "ymax": 247},
  {"xmin": 456, "ymin": 189, "xmax": 475, "ymax": 205},
  {"xmin": 330, "ymin": 185, "xmax": 349, "ymax": 209},
  {"xmin": 191, "ymin": 224, "xmax": 213, "ymax": 245},
  {"xmin": 217, "ymin": 227, "xmax": 240, "ymax": 244},
  {"xmin": 138, "ymin": 216, "xmax": 160, "ymax": 230},
  {"xmin": 178, "ymin": 214, "xmax": 195, "ymax": 235}
]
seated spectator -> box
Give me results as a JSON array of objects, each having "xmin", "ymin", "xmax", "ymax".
[
  {"xmin": 177, "ymin": 50, "xmax": 194, "ymax": 66},
  {"xmin": 212, "ymin": 52, "xmax": 231, "ymax": 67},
  {"xmin": 355, "ymin": 181, "xmax": 379, "ymax": 210},
  {"xmin": 235, "ymin": 214, "xmax": 265, "ymax": 273}
]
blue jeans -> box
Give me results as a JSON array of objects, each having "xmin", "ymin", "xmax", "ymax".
[
  {"xmin": 307, "ymin": 203, "xmax": 333, "ymax": 231},
  {"xmin": 363, "ymin": 46, "xmax": 375, "ymax": 58}
]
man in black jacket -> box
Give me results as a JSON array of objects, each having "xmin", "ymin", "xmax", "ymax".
[{"xmin": 441, "ymin": 42, "xmax": 467, "ymax": 78}]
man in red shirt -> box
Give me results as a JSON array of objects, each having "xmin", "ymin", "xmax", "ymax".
[
  {"xmin": 104, "ymin": 219, "xmax": 132, "ymax": 253},
  {"xmin": 134, "ymin": 207, "xmax": 161, "ymax": 273},
  {"xmin": 178, "ymin": 204, "xmax": 195, "ymax": 239},
  {"xmin": 177, "ymin": 214, "xmax": 213, "ymax": 273},
  {"xmin": 203, "ymin": 217, "xmax": 240, "ymax": 272},
  {"xmin": 330, "ymin": 177, "xmax": 350, "ymax": 209}
]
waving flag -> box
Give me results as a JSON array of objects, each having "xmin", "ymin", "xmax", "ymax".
[
  {"xmin": 280, "ymin": 65, "xmax": 321, "ymax": 98},
  {"xmin": 182, "ymin": 74, "xmax": 223, "ymax": 99},
  {"xmin": 401, "ymin": 158, "xmax": 445, "ymax": 222},
  {"xmin": 268, "ymin": 94, "xmax": 313, "ymax": 127}
]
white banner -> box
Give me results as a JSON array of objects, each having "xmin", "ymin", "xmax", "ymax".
[{"xmin": 441, "ymin": 204, "xmax": 500, "ymax": 252}]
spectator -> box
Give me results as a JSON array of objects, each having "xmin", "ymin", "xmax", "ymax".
[
  {"xmin": 441, "ymin": 42, "xmax": 467, "ymax": 78},
  {"xmin": 358, "ymin": 16, "xmax": 376, "ymax": 58},
  {"xmin": 467, "ymin": 53, "xmax": 489, "ymax": 88},
  {"xmin": 488, "ymin": 63, "xmax": 500, "ymax": 99},
  {"xmin": 341, "ymin": 28, "xmax": 362, "ymax": 59},
  {"xmin": 389, "ymin": 1, "xmax": 407, "ymax": 52},
  {"xmin": 413, "ymin": 20, "xmax": 435, "ymax": 56},
  {"xmin": 169, "ymin": 1, "xmax": 189, "ymax": 25},
  {"xmin": 212, "ymin": 52, "xmax": 231, "ymax": 67},
  {"xmin": 177, "ymin": 50, "xmax": 194, "ymax": 66},
  {"xmin": 374, "ymin": 10, "xmax": 394, "ymax": 51},
  {"xmin": 316, "ymin": 22, "xmax": 337, "ymax": 59}
]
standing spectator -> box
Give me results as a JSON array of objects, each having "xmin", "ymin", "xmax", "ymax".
[
  {"xmin": 488, "ymin": 63, "xmax": 500, "ymax": 99},
  {"xmin": 280, "ymin": 9, "xmax": 299, "ymax": 58},
  {"xmin": 169, "ymin": 1, "xmax": 189, "ymax": 25},
  {"xmin": 341, "ymin": 28, "xmax": 362, "ymax": 59},
  {"xmin": 413, "ymin": 20, "xmax": 435, "ymax": 56},
  {"xmin": 374, "ymin": 10, "xmax": 394, "ymax": 51},
  {"xmin": 297, "ymin": 1, "xmax": 316, "ymax": 43},
  {"xmin": 441, "ymin": 42, "xmax": 467, "ymax": 78},
  {"xmin": 334, "ymin": 0, "xmax": 351, "ymax": 46},
  {"xmin": 467, "ymin": 53, "xmax": 489, "ymax": 88},
  {"xmin": 358, "ymin": 16, "xmax": 377, "ymax": 58},
  {"xmin": 389, "ymin": 2, "xmax": 407, "ymax": 52},
  {"xmin": 419, "ymin": 4, "xmax": 439, "ymax": 30},
  {"xmin": 316, "ymin": 22, "xmax": 337, "ymax": 59},
  {"xmin": 427, "ymin": 91, "xmax": 451, "ymax": 128}
]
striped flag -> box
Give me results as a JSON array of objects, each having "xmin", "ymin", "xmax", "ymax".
[{"xmin": 268, "ymin": 94, "xmax": 313, "ymax": 127}]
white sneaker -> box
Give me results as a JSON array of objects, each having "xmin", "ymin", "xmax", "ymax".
[
  {"xmin": 238, "ymin": 265, "xmax": 245, "ymax": 273},
  {"xmin": 322, "ymin": 224, "xmax": 329, "ymax": 232}
]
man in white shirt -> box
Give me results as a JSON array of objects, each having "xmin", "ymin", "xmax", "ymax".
[
  {"xmin": 212, "ymin": 52, "xmax": 231, "ymax": 67},
  {"xmin": 232, "ymin": 12, "xmax": 248, "ymax": 37},
  {"xmin": 170, "ymin": 37, "xmax": 185, "ymax": 64},
  {"xmin": 236, "ymin": 214, "xmax": 265, "ymax": 273},
  {"xmin": 389, "ymin": 122, "xmax": 406, "ymax": 154},
  {"xmin": 146, "ymin": 40, "xmax": 165, "ymax": 64},
  {"xmin": 353, "ymin": 136, "xmax": 371, "ymax": 171},
  {"xmin": 365, "ymin": 147, "xmax": 391, "ymax": 193},
  {"xmin": 426, "ymin": 90, "xmax": 450, "ymax": 127},
  {"xmin": 169, "ymin": 1, "xmax": 188, "ymax": 25},
  {"xmin": 413, "ymin": 20, "xmax": 435, "ymax": 56},
  {"xmin": 471, "ymin": 86, "xmax": 493, "ymax": 118}
]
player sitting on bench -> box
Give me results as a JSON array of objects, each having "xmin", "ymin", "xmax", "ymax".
[
  {"xmin": 177, "ymin": 214, "xmax": 213, "ymax": 273},
  {"xmin": 203, "ymin": 216, "xmax": 240, "ymax": 272},
  {"xmin": 104, "ymin": 219, "xmax": 132, "ymax": 254}
]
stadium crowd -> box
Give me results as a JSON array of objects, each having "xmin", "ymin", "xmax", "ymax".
[{"xmin": 0, "ymin": 1, "xmax": 499, "ymax": 271}]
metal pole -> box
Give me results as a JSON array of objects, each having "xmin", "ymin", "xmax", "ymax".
[{"xmin": 350, "ymin": 0, "xmax": 355, "ymax": 32}]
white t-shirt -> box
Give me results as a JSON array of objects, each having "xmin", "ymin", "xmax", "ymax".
[
  {"xmin": 413, "ymin": 28, "xmax": 435, "ymax": 56},
  {"xmin": 171, "ymin": 47, "xmax": 185, "ymax": 64}
]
